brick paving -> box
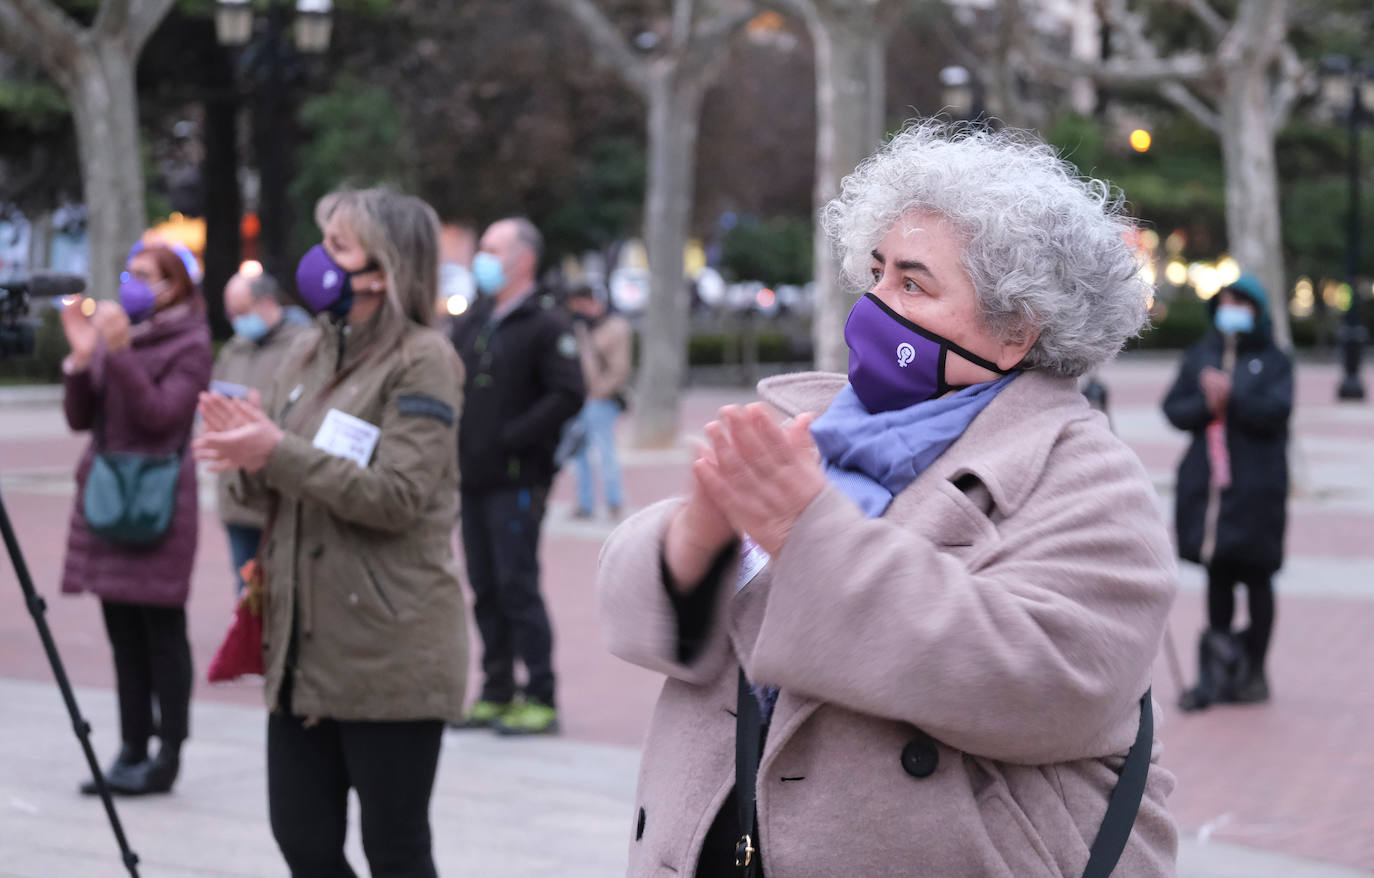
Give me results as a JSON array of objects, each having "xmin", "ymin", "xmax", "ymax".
[{"xmin": 1, "ymin": 354, "xmax": 1371, "ymax": 874}]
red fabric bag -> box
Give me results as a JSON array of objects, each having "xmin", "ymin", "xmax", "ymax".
[{"xmin": 207, "ymin": 559, "xmax": 265, "ymax": 682}]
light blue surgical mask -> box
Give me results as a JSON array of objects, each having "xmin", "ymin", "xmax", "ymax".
[
  {"xmin": 1215, "ymin": 304, "xmax": 1255, "ymax": 335},
  {"xmin": 232, "ymin": 312, "xmax": 270, "ymax": 342},
  {"xmin": 472, "ymin": 252, "xmax": 506, "ymax": 295}
]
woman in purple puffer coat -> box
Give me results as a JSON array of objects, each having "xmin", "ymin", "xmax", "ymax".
[{"xmin": 59, "ymin": 243, "xmax": 212, "ymax": 796}]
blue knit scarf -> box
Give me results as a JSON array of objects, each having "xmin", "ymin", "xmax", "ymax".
[
  {"xmin": 809, "ymin": 374, "xmax": 1019, "ymax": 517},
  {"xmin": 746, "ymin": 373, "xmax": 1017, "ymax": 723}
]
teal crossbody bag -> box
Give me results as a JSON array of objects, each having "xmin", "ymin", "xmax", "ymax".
[{"xmin": 82, "ymin": 414, "xmax": 183, "ymax": 547}]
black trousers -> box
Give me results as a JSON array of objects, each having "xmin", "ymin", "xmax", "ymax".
[
  {"xmin": 267, "ymin": 713, "xmax": 444, "ymax": 878},
  {"xmin": 1207, "ymin": 560, "xmax": 1276, "ymax": 672},
  {"xmin": 460, "ymin": 486, "xmax": 556, "ymax": 706},
  {"xmin": 100, "ymin": 600, "xmax": 192, "ymax": 749}
]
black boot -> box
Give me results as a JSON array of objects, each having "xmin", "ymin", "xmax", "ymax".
[
  {"xmin": 119, "ymin": 741, "xmax": 181, "ymax": 795},
  {"xmin": 79, "ymin": 742, "xmax": 147, "ymax": 796},
  {"xmin": 1231, "ymin": 628, "xmax": 1271, "ymax": 704}
]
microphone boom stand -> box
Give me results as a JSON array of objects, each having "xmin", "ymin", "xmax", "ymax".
[{"xmin": 0, "ymin": 479, "xmax": 141, "ymax": 877}]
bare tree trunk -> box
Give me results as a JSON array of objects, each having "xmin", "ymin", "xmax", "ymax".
[
  {"xmin": 1219, "ymin": 77, "xmax": 1292, "ymax": 348},
  {"xmin": 0, "ymin": 0, "xmax": 174, "ymax": 300},
  {"xmin": 69, "ymin": 38, "xmax": 148, "ymax": 300},
  {"xmin": 807, "ymin": 2, "xmax": 886, "ymax": 374},
  {"xmin": 634, "ymin": 70, "xmax": 706, "ymax": 447}
]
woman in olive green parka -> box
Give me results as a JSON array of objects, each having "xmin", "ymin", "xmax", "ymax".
[{"xmin": 195, "ymin": 188, "xmax": 465, "ymax": 877}]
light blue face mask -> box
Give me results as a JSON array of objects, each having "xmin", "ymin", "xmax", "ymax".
[
  {"xmin": 1215, "ymin": 304, "xmax": 1255, "ymax": 335},
  {"xmin": 232, "ymin": 312, "xmax": 270, "ymax": 342},
  {"xmin": 472, "ymin": 252, "xmax": 506, "ymax": 295}
]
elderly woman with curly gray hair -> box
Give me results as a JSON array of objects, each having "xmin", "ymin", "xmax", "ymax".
[{"xmin": 598, "ymin": 121, "xmax": 1179, "ymax": 878}]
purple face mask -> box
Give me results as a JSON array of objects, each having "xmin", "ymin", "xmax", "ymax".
[
  {"xmin": 118, "ymin": 274, "xmax": 159, "ymax": 323},
  {"xmin": 295, "ymin": 244, "xmax": 356, "ymax": 317},
  {"xmin": 844, "ymin": 293, "xmax": 1011, "ymax": 413}
]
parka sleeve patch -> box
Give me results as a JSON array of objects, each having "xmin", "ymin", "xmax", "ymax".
[{"xmin": 396, "ymin": 393, "xmax": 455, "ymax": 426}]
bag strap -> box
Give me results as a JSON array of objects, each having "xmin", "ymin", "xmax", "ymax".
[
  {"xmin": 734, "ymin": 669, "xmax": 762, "ymax": 877},
  {"xmin": 1082, "ymin": 689, "xmax": 1153, "ymax": 878}
]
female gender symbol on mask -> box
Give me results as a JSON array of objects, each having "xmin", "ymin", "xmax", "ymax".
[{"xmin": 896, "ymin": 342, "xmax": 916, "ymax": 367}]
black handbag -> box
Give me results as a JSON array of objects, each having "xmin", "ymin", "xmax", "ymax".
[
  {"xmin": 732, "ymin": 675, "xmax": 1153, "ymax": 878},
  {"xmin": 82, "ymin": 414, "xmax": 184, "ymax": 548}
]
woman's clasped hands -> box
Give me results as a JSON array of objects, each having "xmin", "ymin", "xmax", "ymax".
[
  {"xmin": 193, "ymin": 390, "xmax": 282, "ymax": 474},
  {"xmin": 667, "ymin": 403, "xmax": 826, "ymax": 582}
]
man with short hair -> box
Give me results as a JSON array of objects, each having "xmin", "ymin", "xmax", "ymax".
[
  {"xmin": 450, "ymin": 217, "xmax": 585, "ymax": 735},
  {"xmin": 212, "ymin": 271, "xmax": 305, "ymax": 591}
]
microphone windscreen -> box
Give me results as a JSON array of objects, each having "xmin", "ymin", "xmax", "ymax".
[{"xmin": 27, "ymin": 272, "xmax": 89, "ymax": 298}]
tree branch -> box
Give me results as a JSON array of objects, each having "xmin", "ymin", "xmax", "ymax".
[
  {"xmin": 670, "ymin": 0, "xmax": 695, "ymax": 52},
  {"xmin": 1160, "ymin": 81, "xmax": 1222, "ymax": 131},
  {"xmin": 1168, "ymin": 0, "xmax": 1227, "ymax": 40},
  {"xmin": 128, "ymin": 0, "xmax": 176, "ymax": 52},
  {"xmin": 550, "ymin": 0, "xmax": 650, "ymax": 97},
  {"xmin": 1216, "ymin": 0, "xmax": 1284, "ymax": 75},
  {"xmin": 94, "ymin": 0, "xmax": 131, "ymax": 39},
  {"xmin": 1270, "ymin": 41, "xmax": 1308, "ymax": 126},
  {"xmin": 0, "ymin": 0, "xmax": 82, "ymax": 71},
  {"xmin": 689, "ymin": 0, "xmax": 757, "ymax": 52},
  {"xmin": 1024, "ymin": 39, "xmax": 1210, "ymax": 85}
]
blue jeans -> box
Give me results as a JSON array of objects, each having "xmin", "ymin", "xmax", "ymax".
[
  {"xmin": 226, "ymin": 524, "xmax": 262, "ymax": 595},
  {"xmin": 572, "ymin": 398, "xmax": 624, "ymax": 514}
]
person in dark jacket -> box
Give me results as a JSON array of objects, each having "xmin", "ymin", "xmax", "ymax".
[
  {"xmin": 59, "ymin": 243, "xmax": 213, "ymax": 796},
  {"xmin": 1164, "ymin": 272, "xmax": 1292, "ymax": 709},
  {"xmin": 449, "ymin": 217, "xmax": 585, "ymax": 735}
]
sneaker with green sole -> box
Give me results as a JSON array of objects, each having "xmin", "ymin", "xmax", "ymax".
[
  {"xmin": 493, "ymin": 701, "xmax": 560, "ymax": 736},
  {"xmin": 450, "ymin": 700, "xmax": 512, "ymax": 729}
]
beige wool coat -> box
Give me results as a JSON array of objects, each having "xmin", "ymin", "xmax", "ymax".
[{"xmin": 597, "ymin": 370, "xmax": 1179, "ymax": 877}]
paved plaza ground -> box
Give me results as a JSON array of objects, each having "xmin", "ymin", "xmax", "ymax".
[{"xmin": 1, "ymin": 353, "xmax": 1371, "ymax": 876}]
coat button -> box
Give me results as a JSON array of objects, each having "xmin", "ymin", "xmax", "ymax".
[
  {"xmin": 348, "ymin": 593, "xmax": 359, "ymax": 606},
  {"xmin": 901, "ymin": 732, "xmax": 939, "ymax": 778}
]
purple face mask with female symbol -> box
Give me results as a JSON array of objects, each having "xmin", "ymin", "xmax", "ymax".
[
  {"xmin": 844, "ymin": 293, "xmax": 1012, "ymax": 413},
  {"xmin": 295, "ymin": 244, "xmax": 379, "ymax": 317}
]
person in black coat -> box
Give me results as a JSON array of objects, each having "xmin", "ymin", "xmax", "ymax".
[
  {"xmin": 449, "ymin": 217, "xmax": 585, "ymax": 736},
  {"xmin": 1163, "ymin": 273, "xmax": 1292, "ymax": 708}
]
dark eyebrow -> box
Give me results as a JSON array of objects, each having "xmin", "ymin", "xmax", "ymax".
[{"xmin": 871, "ymin": 249, "xmax": 935, "ymax": 278}]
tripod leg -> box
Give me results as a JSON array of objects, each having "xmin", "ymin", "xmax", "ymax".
[{"xmin": 0, "ymin": 485, "xmax": 141, "ymax": 878}]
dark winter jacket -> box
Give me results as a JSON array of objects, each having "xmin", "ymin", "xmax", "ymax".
[
  {"xmin": 61, "ymin": 304, "xmax": 213, "ymax": 606},
  {"xmin": 1162, "ymin": 294, "xmax": 1292, "ymax": 573},
  {"xmin": 449, "ymin": 287, "xmax": 585, "ymax": 492}
]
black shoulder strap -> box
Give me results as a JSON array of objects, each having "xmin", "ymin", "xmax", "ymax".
[
  {"xmin": 734, "ymin": 669, "xmax": 762, "ymax": 877},
  {"xmin": 1082, "ymin": 689, "xmax": 1153, "ymax": 878},
  {"xmin": 731, "ymin": 680, "xmax": 1151, "ymax": 878}
]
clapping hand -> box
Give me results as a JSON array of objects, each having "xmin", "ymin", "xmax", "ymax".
[
  {"xmin": 193, "ymin": 391, "xmax": 280, "ymax": 474},
  {"xmin": 90, "ymin": 301, "xmax": 131, "ymax": 352},
  {"xmin": 693, "ymin": 403, "xmax": 824, "ymax": 558},
  {"xmin": 59, "ymin": 299, "xmax": 98, "ymax": 369},
  {"xmin": 197, "ymin": 389, "xmax": 263, "ymax": 433}
]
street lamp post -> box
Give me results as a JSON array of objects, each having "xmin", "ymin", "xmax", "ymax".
[
  {"xmin": 214, "ymin": 0, "xmax": 333, "ymax": 283},
  {"xmin": 1324, "ymin": 56, "xmax": 1372, "ymax": 402}
]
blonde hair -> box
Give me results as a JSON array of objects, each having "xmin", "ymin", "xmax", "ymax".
[{"xmin": 314, "ymin": 187, "xmax": 441, "ymax": 360}]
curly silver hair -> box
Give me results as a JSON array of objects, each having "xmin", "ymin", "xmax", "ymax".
[{"xmin": 821, "ymin": 120, "xmax": 1150, "ymax": 377}]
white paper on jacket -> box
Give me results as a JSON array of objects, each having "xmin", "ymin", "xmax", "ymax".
[
  {"xmin": 736, "ymin": 537, "xmax": 771, "ymax": 594},
  {"xmin": 312, "ymin": 409, "xmax": 381, "ymax": 468}
]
